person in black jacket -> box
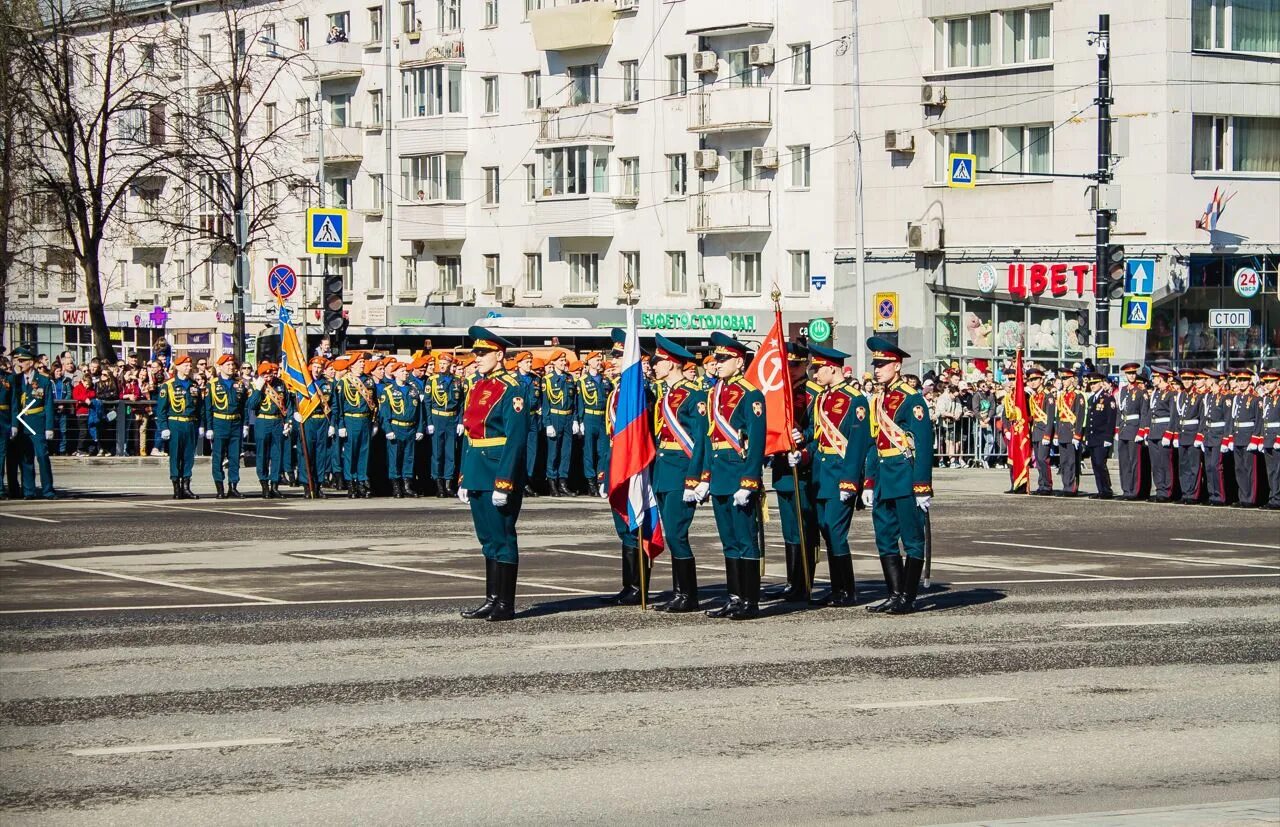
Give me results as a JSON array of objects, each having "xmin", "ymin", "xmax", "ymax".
[{"xmin": 1086, "ymin": 372, "xmax": 1118, "ymax": 499}]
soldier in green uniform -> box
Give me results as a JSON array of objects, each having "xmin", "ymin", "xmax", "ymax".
[
  {"xmin": 576, "ymin": 350, "xmax": 612, "ymax": 497},
  {"xmin": 862, "ymin": 337, "xmax": 934, "ymax": 615},
  {"xmin": 0, "ymin": 356, "xmax": 13, "ymax": 499},
  {"xmin": 427, "ymin": 353, "xmax": 463, "ymax": 497},
  {"xmin": 337, "ymin": 354, "xmax": 377, "ymax": 498},
  {"xmin": 514, "ymin": 351, "xmax": 542, "ymax": 497},
  {"xmin": 690, "ymin": 332, "xmax": 767, "ymax": 620},
  {"xmin": 772, "ymin": 342, "xmax": 822, "ymax": 602},
  {"xmin": 247, "ymin": 362, "xmax": 292, "ymax": 499},
  {"xmin": 155, "ymin": 355, "xmax": 203, "ymax": 499},
  {"xmin": 204, "ymin": 354, "xmax": 248, "ymax": 499},
  {"xmin": 458, "ymin": 327, "xmax": 530, "ymax": 622},
  {"xmin": 805, "ymin": 342, "xmax": 872, "ymax": 606},
  {"xmin": 543, "ymin": 349, "xmax": 577, "ymax": 496},
  {"xmin": 293, "ymin": 357, "xmax": 332, "ymax": 499},
  {"xmin": 10, "ymin": 348, "xmax": 56, "ymax": 500},
  {"xmin": 379, "ymin": 360, "xmax": 425, "ymax": 498}
]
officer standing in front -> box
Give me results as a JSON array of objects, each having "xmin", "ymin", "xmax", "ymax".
[
  {"xmin": 690, "ymin": 332, "xmax": 766, "ymax": 621},
  {"xmin": 379, "ymin": 360, "xmax": 425, "ymax": 498},
  {"xmin": 772, "ymin": 342, "xmax": 822, "ymax": 603},
  {"xmin": 1053, "ymin": 367, "xmax": 1087, "ymax": 497},
  {"xmin": 155, "ymin": 355, "xmax": 202, "ymax": 499},
  {"xmin": 457, "ymin": 327, "xmax": 529, "ymax": 622},
  {"xmin": 1085, "ymin": 372, "xmax": 1118, "ymax": 499},
  {"xmin": 10, "ymin": 347, "xmax": 56, "ymax": 500},
  {"xmin": 862, "ymin": 337, "xmax": 934, "ymax": 615},
  {"xmin": 1115, "ymin": 363, "xmax": 1150, "ymax": 500},
  {"xmin": 205, "ymin": 354, "xmax": 248, "ymax": 499},
  {"xmin": 248, "ymin": 361, "xmax": 292, "ymax": 499},
  {"xmin": 1027, "ymin": 368, "xmax": 1055, "ymax": 495}
]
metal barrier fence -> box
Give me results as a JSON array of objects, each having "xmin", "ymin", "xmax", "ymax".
[
  {"xmin": 44, "ymin": 399, "xmax": 169, "ymax": 458},
  {"xmin": 931, "ymin": 415, "xmax": 1010, "ymax": 469}
]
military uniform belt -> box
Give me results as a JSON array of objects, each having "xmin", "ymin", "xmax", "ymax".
[
  {"xmin": 0, "ymin": 405, "xmax": 9, "ymax": 411},
  {"xmin": 431, "ymin": 409, "xmax": 458, "ymax": 417},
  {"xmin": 584, "ymin": 408, "xmax": 604, "ymax": 415},
  {"xmin": 391, "ymin": 419, "xmax": 417, "ymax": 427},
  {"xmin": 1123, "ymin": 414, "xmax": 1140, "ymax": 420},
  {"xmin": 469, "ymin": 436, "xmax": 507, "ymax": 448},
  {"xmin": 1153, "ymin": 417, "xmax": 1170, "ymax": 423},
  {"xmin": 1208, "ymin": 421, "xmax": 1226, "ymax": 427},
  {"xmin": 1181, "ymin": 418, "xmax": 1199, "ymax": 425},
  {"xmin": 550, "ymin": 408, "xmax": 573, "ymax": 416},
  {"xmin": 169, "ymin": 416, "xmax": 195, "ymax": 422},
  {"xmin": 1265, "ymin": 421, "xmax": 1280, "ymax": 427},
  {"xmin": 819, "ymin": 445, "xmax": 843, "ymax": 455},
  {"xmin": 877, "ymin": 447, "xmax": 904, "ymax": 457},
  {"xmin": 25, "ymin": 407, "xmax": 44, "ymax": 414},
  {"xmin": 344, "ymin": 412, "xmax": 370, "ymax": 418},
  {"xmin": 659, "ymin": 440, "xmax": 685, "ymax": 451},
  {"xmin": 257, "ymin": 414, "xmax": 281, "ymax": 420},
  {"xmin": 711, "ymin": 440, "xmax": 742, "ymax": 450},
  {"xmin": 213, "ymin": 412, "xmax": 242, "ymax": 420}
]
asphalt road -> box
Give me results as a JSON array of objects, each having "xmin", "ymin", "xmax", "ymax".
[{"xmin": 1, "ymin": 463, "xmax": 1277, "ymax": 825}]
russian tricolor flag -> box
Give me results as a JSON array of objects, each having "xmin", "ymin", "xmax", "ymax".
[{"xmin": 607, "ymin": 306, "xmax": 665, "ymax": 558}]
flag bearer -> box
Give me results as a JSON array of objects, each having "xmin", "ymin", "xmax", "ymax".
[
  {"xmin": 205, "ymin": 354, "xmax": 248, "ymax": 499},
  {"xmin": 294, "ymin": 357, "xmax": 331, "ymax": 499},
  {"xmin": 155, "ymin": 355, "xmax": 202, "ymax": 500},
  {"xmin": 248, "ymin": 362, "xmax": 292, "ymax": 499},
  {"xmin": 379, "ymin": 360, "xmax": 425, "ymax": 498},
  {"xmin": 772, "ymin": 342, "xmax": 822, "ymax": 602}
]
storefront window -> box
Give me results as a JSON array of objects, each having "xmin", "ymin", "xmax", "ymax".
[
  {"xmin": 962, "ymin": 300, "xmax": 995, "ymax": 356},
  {"xmin": 1028, "ymin": 307, "xmax": 1060, "ymax": 362},
  {"xmin": 936, "ymin": 296, "xmax": 962, "ymax": 354},
  {"xmin": 1148, "ymin": 254, "xmax": 1278, "ymax": 369}
]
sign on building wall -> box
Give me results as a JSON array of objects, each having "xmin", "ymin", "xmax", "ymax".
[{"xmin": 1007, "ymin": 263, "xmax": 1095, "ymax": 299}]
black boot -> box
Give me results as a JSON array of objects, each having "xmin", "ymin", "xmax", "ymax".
[
  {"xmin": 608, "ymin": 545, "xmax": 638, "ymax": 605},
  {"xmin": 261, "ymin": 480, "xmax": 272, "ymax": 498},
  {"xmin": 227, "ymin": 483, "xmax": 245, "ymax": 499},
  {"xmin": 392, "ymin": 479, "xmax": 405, "ymax": 499},
  {"xmin": 408, "ymin": 480, "xmax": 422, "ymax": 498},
  {"xmin": 587, "ymin": 480, "xmax": 600, "ymax": 498},
  {"xmin": 487, "ymin": 562, "xmax": 518, "ymax": 621},
  {"xmin": 662, "ymin": 557, "xmax": 700, "ymax": 612},
  {"xmin": 524, "ymin": 484, "xmax": 538, "ymax": 497},
  {"xmin": 889, "ymin": 557, "xmax": 924, "ymax": 615},
  {"xmin": 435, "ymin": 479, "xmax": 448, "ymax": 498},
  {"xmin": 361, "ymin": 480, "xmax": 373, "ymax": 498},
  {"xmin": 348, "ymin": 479, "xmax": 359, "ymax": 498},
  {"xmin": 706, "ymin": 558, "xmax": 742, "ymax": 618},
  {"xmin": 171, "ymin": 479, "xmax": 183, "ymax": 500},
  {"xmin": 183, "ymin": 478, "xmax": 200, "ymax": 500},
  {"xmin": 214, "ymin": 481, "xmax": 226, "ymax": 500},
  {"xmin": 828, "ymin": 556, "xmax": 857, "ymax": 606},
  {"xmin": 730, "ymin": 558, "xmax": 761, "ymax": 620},
  {"xmin": 270, "ymin": 481, "xmax": 282, "ymax": 499},
  {"xmin": 780, "ymin": 543, "xmax": 812, "ymax": 602},
  {"xmin": 867, "ymin": 555, "xmax": 904, "ymax": 613},
  {"xmin": 461, "ymin": 558, "xmax": 498, "ymax": 619},
  {"xmin": 289, "ymin": 471, "xmax": 299, "ymax": 487}
]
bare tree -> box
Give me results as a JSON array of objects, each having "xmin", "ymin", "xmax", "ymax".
[
  {"xmin": 22, "ymin": 0, "xmax": 179, "ymax": 363},
  {"xmin": 0, "ymin": 0, "xmax": 40, "ymax": 347}
]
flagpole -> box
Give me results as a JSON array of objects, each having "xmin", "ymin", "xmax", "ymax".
[
  {"xmin": 637, "ymin": 529, "xmax": 647, "ymax": 611},
  {"xmin": 773, "ymin": 289, "xmax": 810, "ymax": 591}
]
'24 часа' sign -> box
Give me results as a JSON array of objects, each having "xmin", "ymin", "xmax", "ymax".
[
  {"xmin": 1006, "ymin": 263, "xmax": 1096, "ymax": 299},
  {"xmin": 640, "ymin": 312, "xmax": 758, "ymax": 333}
]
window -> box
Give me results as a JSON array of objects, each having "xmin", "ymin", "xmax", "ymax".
[
  {"xmin": 402, "ymin": 153, "xmax": 465, "ymax": 200},
  {"xmin": 484, "ymin": 254, "xmax": 500, "ymax": 288},
  {"xmin": 524, "ymin": 253, "xmax": 543, "ymax": 292},
  {"xmin": 369, "ymin": 91, "xmax": 383, "ymax": 126},
  {"xmin": 369, "ymin": 6, "xmax": 383, "ymax": 41},
  {"xmin": 334, "ymin": 257, "xmax": 354, "ymax": 293},
  {"xmin": 790, "ymin": 43, "xmax": 811, "ymax": 85},
  {"xmin": 667, "ymin": 153, "xmax": 686, "ymax": 196},
  {"xmin": 437, "ymin": 255, "xmax": 461, "ymax": 292},
  {"xmin": 726, "ymin": 50, "xmax": 760, "ymax": 87},
  {"xmin": 731, "ymin": 252, "xmax": 762, "ymax": 294},
  {"xmin": 143, "ymin": 262, "xmax": 161, "ymax": 290},
  {"xmin": 1193, "ymin": 0, "xmax": 1280, "ymax": 53},
  {"xmin": 621, "ymin": 251, "xmax": 640, "ymax": 291},
  {"xmin": 371, "ymin": 256, "xmax": 384, "ymax": 292},
  {"xmin": 327, "ymin": 12, "xmax": 350, "ymax": 39},
  {"xmin": 937, "ymin": 12, "xmax": 992, "ymax": 69},
  {"xmin": 568, "ymin": 64, "xmax": 599, "ymax": 105},
  {"xmin": 370, "ymin": 173, "xmax": 385, "ymax": 210},
  {"xmin": 1193, "ymin": 115, "xmax": 1280, "ymax": 173},
  {"xmin": 202, "ymin": 260, "xmax": 215, "ymax": 292},
  {"xmin": 200, "ymin": 33, "xmax": 212, "ymax": 61},
  {"xmin": 666, "ymin": 251, "xmax": 686, "ymax": 294},
  {"xmin": 330, "ymin": 176, "xmax": 351, "ymax": 208},
  {"xmin": 295, "ymin": 17, "xmax": 310, "ymax": 50},
  {"xmin": 264, "ymin": 102, "xmax": 276, "ymax": 132},
  {"xmin": 539, "ymin": 146, "xmax": 608, "ymax": 196},
  {"xmin": 1002, "ymin": 7, "xmax": 1051, "ymax": 64},
  {"xmin": 296, "ymin": 98, "xmax": 311, "ymax": 134},
  {"xmin": 525, "ymin": 0, "xmax": 541, "ymax": 20},
  {"xmin": 234, "ymin": 28, "xmax": 247, "ymax": 57},
  {"xmin": 621, "ymin": 61, "xmax": 639, "ymax": 103},
  {"xmin": 935, "ymin": 128, "xmax": 991, "ymax": 182},
  {"xmin": 998, "ymin": 124, "xmax": 1052, "ymax": 177},
  {"xmin": 789, "ymin": 250, "xmax": 810, "ymax": 294},
  {"xmin": 402, "ymin": 256, "xmax": 417, "ymax": 292},
  {"xmin": 483, "ymin": 76, "xmax": 499, "ymax": 114},
  {"xmin": 199, "ymin": 92, "xmax": 230, "ymax": 137},
  {"xmin": 483, "ymin": 166, "xmax": 501, "ymax": 204},
  {"xmin": 484, "ymin": 0, "xmax": 498, "ymax": 27},
  {"xmin": 666, "ymin": 54, "xmax": 687, "ymax": 96},
  {"xmin": 524, "ymin": 163, "xmax": 537, "ymax": 202},
  {"xmin": 402, "ymin": 65, "xmax": 464, "ymax": 116},
  {"xmin": 148, "ymin": 103, "xmax": 166, "ymax": 145},
  {"xmin": 730, "ymin": 149, "xmax": 755, "ymax": 191},
  {"xmin": 401, "ymin": 0, "xmax": 417, "ymax": 33},
  {"xmin": 789, "ymin": 144, "xmax": 810, "ymax": 188},
  {"xmin": 138, "ymin": 189, "xmax": 159, "ymax": 216},
  {"xmin": 141, "ymin": 43, "xmax": 156, "ymax": 70},
  {"xmin": 328, "ymin": 92, "xmax": 351, "ymax": 128},
  {"xmin": 438, "ymin": 0, "xmax": 461, "ymax": 31},
  {"xmin": 524, "ymin": 71, "xmax": 541, "ymax": 109},
  {"xmin": 619, "ymin": 157, "xmax": 639, "ymax": 198},
  {"xmin": 568, "ymin": 253, "xmax": 599, "ymax": 294}
]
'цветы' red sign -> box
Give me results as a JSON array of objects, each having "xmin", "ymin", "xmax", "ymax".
[{"xmin": 1007, "ymin": 263, "xmax": 1095, "ymax": 299}]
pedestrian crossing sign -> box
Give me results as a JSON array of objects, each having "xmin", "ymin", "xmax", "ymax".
[
  {"xmin": 306, "ymin": 208, "xmax": 348, "ymax": 255},
  {"xmin": 1121, "ymin": 295, "xmax": 1152, "ymax": 330},
  {"xmin": 948, "ymin": 153, "xmax": 977, "ymax": 188}
]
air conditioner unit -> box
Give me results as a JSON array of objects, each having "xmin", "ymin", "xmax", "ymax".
[
  {"xmin": 694, "ymin": 149, "xmax": 719, "ymax": 172},
  {"xmin": 494, "ymin": 284, "xmax": 515, "ymax": 305},
  {"xmin": 692, "ymin": 51, "xmax": 718, "ymax": 74},
  {"xmin": 455, "ymin": 285, "xmax": 476, "ymax": 304},
  {"xmin": 698, "ymin": 282, "xmax": 722, "ymax": 304},
  {"xmin": 920, "ymin": 83, "xmax": 947, "ymax": 106},
  {"xmin": 752, "ymin": 146, "xmax": 778, "ymax": 168},
  {"xmin": 884, "ymin": 130, "xmax": 915, "ymax": 152},
  {"xmin": 906, "ymin": 220, "xmax": 942, "ymax": 253},
  {"xmin": 748, "ymin": 44, "xmax": 775, "ymax": 66}
]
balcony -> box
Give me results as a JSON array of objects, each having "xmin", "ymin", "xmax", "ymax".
[
  {"xmin": 399, "ymin": 34, "xmax": 465, "ymax": 66},
  {"xmin": 689, "ymin": 191, "xmax": 771, "ymax": 234},
  {"xmin": 530, "ymin": 1, "xmax": 615, "ymax": 51},
  {"xmin": 534, "ymin": 196, "xmax": 614, "ymax": 238},
  {"xmin": 304, "ymin": 126, "xmax": 363, "ymax": 163},
  {"xmin": 342, "ymin": 210, "xmax": 365, "ymax": 241},
  {"xmin": 689, "ymin": 87, "xmax": 772, "ymax": 133},
  {"xmin": 398, "ymin": 115, "xmax": 468, "ymax": 155},
  {"xmin": 396, "ymin": 202, "xmax": 466, "ymax": 242},
  {"xmin": 684, "ymin": 0, "xmax": 774, "ymax": 35},
  {"xmin": 538, "ymin": 105, "xmax": 614, "ymax": 144},
  {"xmin": 308, "ymin": 41, "xmax": 365, "ymax": 81}
]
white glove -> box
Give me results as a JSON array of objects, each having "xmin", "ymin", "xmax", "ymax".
[
  {"xmin": 732, "ymin": 488, "xmax": 751, "ymax": 508},
  {"xmin": 8, "ymin": 427, "xmax": 15, "ymax": 438},
  {"xmin": 693, "ymin": 481, "xmax": 710, "ymax": 502},
  {"xmin": 839, "ymin": 490, "xmax": 853, "ymax": 503},
  {"xmin": 599, "ymin": 483, "xmax": 608, "ymax": 499},
  {"xmin": 457, "ymin": 486, "xmax": 469, "ymax": 504},
  {"xmin": 205, "ymin": 430, "xmax": 213, "ymax": 442},
  {"xmin": 1173, "ymin": 437, "xmax": 1180, "ymax": 448},
  {"xmin": 427, "ymin": 424, "xmax": 435, "ymax": 435},
  {"xmin": 242, "ymin": 425, "xmax": 249, "ymax": 438},
  {"xmin": 293, "ymin": 412, "xmax": 303, "ymax": 423},
  {"xmin": 546, "ymin": 425, "xmax": 556, "ymax": 438},
  {"xmin": 253, "ymin": 377, "xmax": 265, "ymax": 390},
  {"xmin": 338, "ymin": 427, "xmax": 348, "ymax": 438},
  {"xmin": 372, "ymin": 426, "xmax": 379, "ymax": 436},
  {"xmin": 790, "ymin": 427, "xmax": 803, "ymax": 444},
  {"xmin": 106, "ymin": 410, "xmax": 117, "ymax": 422},
  {"xmin": 385, "ymin": 430, "xmax": 396, "ymax": 441},
  {"xmin": 455, "ymin": 423, "xmax": 464, "ymax": 436},
  {"xmin": 572, "ymin": 421, "xmax": 582, "ymax": 436},
  {"xmin": 1136, "ymin": 434, "xmax": 1146, "ymax": 444},
  {"xmin": 1219, "ymin": 443, "xmax": 1231, "ymax": 454},
  {"xmin": 1161, "ymin": 436, "xmax": 1171, "ymax": 446},
  {"xmin": 861, "ymin": 488, "xmax": 875, "ymax": 508},
  {"xmin": 328, "ymin": 426, "xmax": 336, "ymax": 437},
  {"xmin": 1104, "ymin": 441, "xmax": 1112, "ymax": 448},
  {"xmin": 198, "ymin": 427, "xmax": 205, "ymax": 438},
  {"xmin": 45, "ymin": 429, "xmax": 54, "ymax": 440},
  {"xmin": 161, "ymin": 428, "xmax": 171, "ymax": 440},
  {"xmin": 787, "ymin": 451, "xmax": 801, "ymax": 467},
  {"xmin": 415, "ymin": 432, "xmax": 424, "ymax": 441},
  {"xmin": 1248, "ymin": 442, "xmax": 1260, "ymax": 453},
  {"xmin": 492, "ymin": 490, "xmax": 508, "ymax": 507},
  {"xmin": 1072, "ymin": 438, "xmax": 1080, "ymax": 450},
  {"xmin": 282, "ymin": 423, "xmax": 292, "ymax": 436},
  {"xmin": 916, "ymin": 495, "xmax": 932, "ymax": 512},
  {"xmin": 682, "ymin": 489, "xmax": 698, "ymax": 504}
]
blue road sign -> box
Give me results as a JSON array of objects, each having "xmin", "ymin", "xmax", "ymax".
[
  {"xmin": 1125, "ymin": 258, "xmax": 1155, "ymax": 296},
  {"xmin": 1121, "ymin": 295, "xmax": 1152, "ymax": 330},
  {"xmin": 948, "ymin": 153, "xmax": 976, "ymax": 188},
  {"xmin": 306, "ymin": 208, "xmax": 348, "ymax": 255},
  {"xmin": 267, "ymin": 264, "xmax": 297, "ymax": 300}
]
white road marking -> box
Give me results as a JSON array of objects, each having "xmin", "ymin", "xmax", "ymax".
[
  {"xmin": 69, "ymin": 738, "xmax": 291, "ymax": 757},
  {"xmin": 291, "ymin": 553, "xmax": 597, "ymax": 595},
  {"xmin": 0, "ymin": 512, "xmax": 60, "ymax": 524},
  {"xmin": 0, "ymin": 666, "xmax": 50, "ymax": 673},
  {"xmin": 770, "ymin": 543, "xmax": 1104, "ymax": 580},
  {"xmin": 533, "ymin": 639, "xmax": 684, "ymax": 651},
  {"xmin": 131, "ymin": 502, "xmax": 288, "ymax": 521},
  {"xmin": 950, "ymin": 573, "xmax": 1280, "ymax": 585},
  {"xmin": 20, "ymin": 559, "xmax": 284, "ymax": 604},
  {"xmin": 1170, "ymin": 537, "xmax": 1280, "ymax": 551},
  {"xmin": 1063, "ymin": 620, "xmax": 1189, "ymax": 628},
  {"xmin": 544, "ymin": 546, "xmax": 789, "ymax": 579},
  {"xmin": 850, "ymin": 696, "xmax": 1016, "ymax": 711},
  {"xmin": 974, "ymin": 540, "xmax": 1280, "ymax": 571},
  {"xmin": 0, "ymin": 593, "xmax": 593, "ymax": 615}
]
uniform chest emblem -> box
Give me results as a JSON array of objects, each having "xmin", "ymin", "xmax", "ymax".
[
  {"xmin": 752, "ymin": 400, "xmax": 763, "ymax": 417},
  {"xmin": 913, "ymin": 405, "xmax": 925, "ymax": 420},
  {"xmin": 697, "ymin": 401, "xmax": 707, "ymax": 416},
  {"xmin": 512, "ymin": 396, "xmax": 524, "ymax": 413},
  {"xmin": 856, "ymin": 407, "xmax": 866, "ymax": 421}
]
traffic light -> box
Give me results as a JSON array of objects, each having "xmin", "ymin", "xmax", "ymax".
[
  {"xmin": 1101, "ymin": 243, "xmax": 1126, "ymax": 299},
  {"xmin": 1074, "ymin": 308, "xmax": 1092, "ymax": 347},
  {"xmin": 323, "ymin": 272, "xmax": 347, "ymax": 353}
]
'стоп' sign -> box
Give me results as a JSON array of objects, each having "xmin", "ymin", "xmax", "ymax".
[{"xmin": 1007, "ymin": 263, "xmax": 1096, "ymax": 299}]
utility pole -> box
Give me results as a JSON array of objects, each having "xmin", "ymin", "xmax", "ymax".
[{"xmin": 1091, "ymin": 14, "xmax": 1113, "ymax": 374}]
